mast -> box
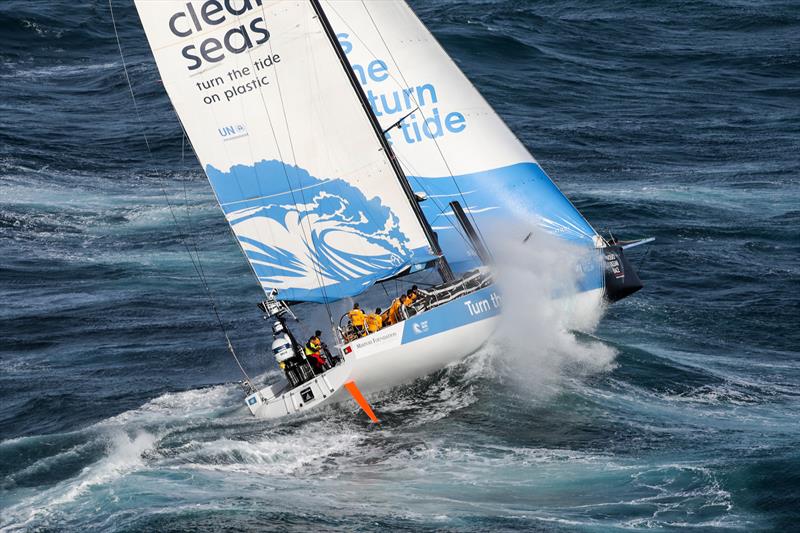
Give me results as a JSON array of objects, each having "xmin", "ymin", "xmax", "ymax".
[
  {"xmin": 449, "ymin": 200, "xmax": 492, "ymax": 265},
  {"xmin": 309, "ymin": 0, "xmax": 455, "ymax": 283}
]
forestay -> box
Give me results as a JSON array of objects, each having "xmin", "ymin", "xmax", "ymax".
[
  {"xmin": 324, "ymin": 1, "xmax": 604, "ymax": 285},
  {"xmin": 134, "ymin": 0, "xmax": 436, "ymax": 303}
]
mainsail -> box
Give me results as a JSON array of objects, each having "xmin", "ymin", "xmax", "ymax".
[
  {"xmin": 324, "ymin": 1, "xmax": 604, "ymax": 287},
  {"xmin": 134, "ymin": 0, "xmax": 437, "ymax": 303}
]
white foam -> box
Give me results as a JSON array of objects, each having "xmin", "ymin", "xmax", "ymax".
[
  {"xmin": 0, "ymin": 383, "xmax": 247, "ymax": 530},
  {"xmin": 1, "ymin": 430, "xmax": 157, "ymax": 531},
  {"xmin": 486, "ymin": 228, "xmax": 617, "ymax": 397},
  {"xmin": 374, "ymin": 351, "xmax": 488, "ymax": 426},
  {"xmin": 170, "ymin": 419, "xmax": 364, "ymax": 478},
  {"xmin": 56, "ymin": 431, "xmax": 157, "ymax": 506}
]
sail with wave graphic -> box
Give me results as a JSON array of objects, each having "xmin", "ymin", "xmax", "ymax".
[
  {"xmin": 134, "ymin": 0, "xmax": 645, "ymax": 424},
  {"xmin": 207, "ymin": 160, "xmax": 434, "ymax": 303},
  {"xmin": 134, "ymin": 1, "xmax": 439, "ymax": 303}
]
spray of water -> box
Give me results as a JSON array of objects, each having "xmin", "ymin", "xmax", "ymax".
[{"xmin": 486, "ymin": 227, "xmax": 617, "ymax": 397}]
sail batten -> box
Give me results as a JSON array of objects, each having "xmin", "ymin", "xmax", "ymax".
[{"xmin": 135, "ymin": 0, "xmax": 436, "ymax": 303}]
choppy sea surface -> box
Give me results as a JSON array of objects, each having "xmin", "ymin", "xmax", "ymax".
[{"xmin": 2, "ymin": 1, "xmax": 799, "ymax": 531}]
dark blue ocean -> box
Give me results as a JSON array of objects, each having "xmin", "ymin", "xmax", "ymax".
[{"xmin": 2, "ymin": 1, "xmax": 799, "ymax": 531}]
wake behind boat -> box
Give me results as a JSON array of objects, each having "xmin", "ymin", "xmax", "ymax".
[{"xmin": 131, "ymin": 0, "xmax": 649, "ymax": 421}]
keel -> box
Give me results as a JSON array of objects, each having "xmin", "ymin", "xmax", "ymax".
[{"xmin": 344, "ymin": 380, "xmax": 379, "ymax": 423}]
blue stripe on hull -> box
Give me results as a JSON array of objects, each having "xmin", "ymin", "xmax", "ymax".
[{"xmin": 402, "ymin": 286, "xmax": 501, "ymax": 344}]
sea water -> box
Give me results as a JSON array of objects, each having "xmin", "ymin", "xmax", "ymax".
[{"xmin": 1, "ymin": 1, "xmax": 799, "ymax": 531}]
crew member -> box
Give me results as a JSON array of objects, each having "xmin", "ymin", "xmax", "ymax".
[
  {"xmin": 366, "ymin": 307, "xmax": 383, "ymax": 333},
  {"xmin": 400, "ymin": 289, "xmax": 417, "ymax": 319},
  {"xmin": 402, "ymin": 289, "xmax": 414, "ymax": 307},
  {"xmin": 304, "ymin": 335, "xmax": 327, "ymax": 373},
  {"xmin": 309, "ymin": 330, "xmax": 322, "ymax": 352},
  {"xmin": 410, "ymin": 285, "xmax": 423, "ymax": 302},
  {"xmin": 312, "ymin": 329, "xmax": 339, "ymax": 367},
  {"xmin": 380, "ymin": 307, "xmax": 391, "ymax": 327},
  {"xmin": 348, "ymin": 303, "xmax": 367, "ymax": 336},
  {"xmin": 387, "ymin": 297, "xmax": 402, "ymax": 325}
]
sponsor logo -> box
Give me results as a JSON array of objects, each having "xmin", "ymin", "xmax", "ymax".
[
  {"xmin": 401, "ymin": 287, "xmax": 501, "ymax": 345},
  {"xmin": 300, "ymin": 387, "xmax": 314, "ymax": 402},
  {"xmin": 219, "ymin": 124, "xmax": 248, "ymax": 140},
  {"xmin": 605, "ymin": 252, "xmax": 625, "ymax": 280},
  {"xmin": 167, "ymin": 0, "xmax": 271, "ymax": 72},
  {"xmin": 463, "ymin": 292, "xmax": 502, "ymax": 316},
  {"xmin": 353, "ymin": 330, "xmax": 398, "ymax": 349}
]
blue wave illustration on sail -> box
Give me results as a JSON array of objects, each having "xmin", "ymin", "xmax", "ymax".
[
  {"xmin": 412, "ymin": 162, "xmax": 604, "ymax": 292},
  {"xmin": 206, "ymin": 160, "xmax": 433, "ymax": 303}
]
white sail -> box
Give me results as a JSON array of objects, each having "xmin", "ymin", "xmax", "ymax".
[
  {"xmin": 134, "ymin": 0, "xmax": 435, "ymax": 302},
  {"xmin": 324, "ymin": 1, "xmax": 604, "ymax": 289}
]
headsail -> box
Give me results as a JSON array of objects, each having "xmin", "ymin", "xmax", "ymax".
[
  {"xmin": 134, "ymin": 0, "xmax": 436, "ymax": 303},
  {"xmin": 324, "ymin": 1, "xmax": 604, "ymax": 285}
]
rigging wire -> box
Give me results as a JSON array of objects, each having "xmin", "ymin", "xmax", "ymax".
[
  {"xmin": 360, "ymin": 2, "xmax": 491, "ymax": 251},
  {"xmin": 168, "ymin": 105, "xmax": 275, "ymax": 313},
  {"xmin": 264, "ymin": 33, "xmax": 336, "ymax": 321},
  {"xmin": 108, "ymin": 0, "xmax": 256, "ymax": 390},
  {"xmin": 325, "ymin": 1, "xmax": 488, "ymax": 250},
  {"xmin": 393, "ymin": 151, "xmax": 473, "ymax": 248},
  {"xmin": 181, "ymin": 181, "xmax": 209, "ymax": 288},
  {"xmin": 238, "ymin": 3, "xmax": 336, "ymax": 322},
  {"xmin": 201, "ymin": 10, "xmax": 315, "ymax": 316}
]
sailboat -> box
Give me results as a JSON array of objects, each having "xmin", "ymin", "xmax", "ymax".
[{"xmin": 133, "ymin": 0, "xmax": 648, "ymax": 421}]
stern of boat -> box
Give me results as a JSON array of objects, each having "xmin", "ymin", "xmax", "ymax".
[{"xmin": 245, "ymin": 363, "xmax": 352, "ymax": 419}]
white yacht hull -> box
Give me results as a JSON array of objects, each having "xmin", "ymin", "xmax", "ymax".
[{"xmin": 245, "ymin": 284, "xmax": 603, "ymax": 420}]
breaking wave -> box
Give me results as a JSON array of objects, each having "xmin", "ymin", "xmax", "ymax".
[
  {"xmin": 206, "ymin": 160, "xmax": 428, "ymax": 302},
  {"xmin": 486, "ymin": 227, "xmax": 617, "ymax": 396}
]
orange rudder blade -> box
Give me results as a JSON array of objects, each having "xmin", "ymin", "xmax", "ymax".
[{"xmin": 344, "ymin": 380, "xmax": 379, "ymax": 423}]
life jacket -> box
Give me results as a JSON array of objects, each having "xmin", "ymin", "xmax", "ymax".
[
  {"xmin": 348, "ymin": 308, "xmax": 365, "ymax": 327},
  {"xmin": 304, "ymin": 340, "xmax": 326, "ymax": 368},
  {"xmin": 402, "ymin": 295, "xmax": 413, "ymax": 307},
  {"xmin": 305, "ymin": 337, "xmax": 322, "ymax": 354},
  {"xmin": 409, "ymin": 292, "xmax": 419, "ymax": 302},
  {"xmin": 365, "ymin": 313, "xmax": 382, "ymax": 332}
]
